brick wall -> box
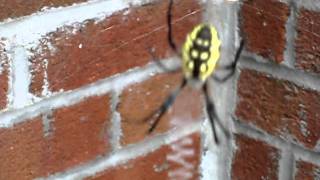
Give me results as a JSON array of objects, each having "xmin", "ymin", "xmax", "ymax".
[
  {"xmin": 0, "ymin": 0, "xmax": 205, "ymax": 179},
  {"xmin": 0, "ymin": 0, "xmax": 319, "ymax": 180},
  {"xmin": 232, "ymin": 0, "xmax": 320, "ymax": 179}
]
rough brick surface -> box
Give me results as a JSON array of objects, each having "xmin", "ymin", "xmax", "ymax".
[
  {"xmin": 0, "ymin": 118, "xmax": 45, "ymax": 180},
  {"xmin": 232, "ymin": 135, "xmax": 279, "ymax": 180},
  {"xmin": 30, "ymin": 0, "xmax": 201, "ymax": 96},
  {"xmin": 236, "ymin": 69, "xmax": 320, "ymax": 149},
  {"xmin": 295, "ymin": 8, "xmax": 320, "ymax": 74},
  {"xmin": 43, "ymin": 94, "xmax": 112, "ymax": 175},
  {"xmin": 295, "ymin": 160, "xmax": 320, "ymax": 180},
  {"xmin": 0, "ymin": 42, "xmax": 8, "ymax": 111},
  {"xmin": 241, "ymin": 0, "xmax": 289, "ymax": 63},
  {"xmin": 118, "ymin": 72, "xmax": 203, "ymax": 145},
  {"xmin": 0, "ymin": 95, "xmax": 111, "ymax": 179},
  {"xmin": 0, "ymin": 0, "xmax": 88, "ymax": 21},
  {"xmin": 87, "ymin": 133, "xmax": 201, "ymax": 180}
]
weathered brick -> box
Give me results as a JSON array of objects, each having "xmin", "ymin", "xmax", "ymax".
[
  {"xmin": 118, "ymin": 72, "xmax": 203, "ymax": 145},
  {"xmin": 0, "ymin": 41, "xmax": 9, "ymax": 111},
  {"xmin": 236, "ymin": 69, "xmax": 320, "ymax": 149},
  {"xmin": 87, "ymin": 133, "xmax": 201, "ymax": 180},
  {"xmin": 295, "ymin": 8, "xmax": 320, "ymax": 74},
  {"xmin": 241, "ymin": 0, "xmax": 289, "ymax": 63},
  {"xmin": 0, "ymin": 118, "xmax": 45, "ymax": 180},
  {"xmin": 232, "ymin": 134, "xmax": 279, "ymax": 180},
  {"xmin": 30, "ymin": 0, "xmax": 201, "ymax": 96},
  {"xmin": 0, "ymin": 0, "xmax": 88, "ymax": 22},
  {"xmin": 295, "ymin": 160, "xmax": 320, "ymax": 180},
  {"xmin": 43, "ymin": 94, "xmax": 112, "ymax": 175},
  {"xmin": 0, "ymin": 95, "xmax": 112, "ymax": 179}
]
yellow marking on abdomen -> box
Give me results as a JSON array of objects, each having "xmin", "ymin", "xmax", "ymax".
[{"xmin": 182, "ymin": 24, "xmax": 221, "ymax": 81}]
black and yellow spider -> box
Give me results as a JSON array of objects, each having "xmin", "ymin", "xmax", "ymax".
[{"xmin": 147, "ymin": 0, "xmax": 244, "ymax": 144}]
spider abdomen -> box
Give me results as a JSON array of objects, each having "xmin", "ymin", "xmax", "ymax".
[{"xmin": 182, "ymin": 24, "xmax": 221, "ymax": 81}]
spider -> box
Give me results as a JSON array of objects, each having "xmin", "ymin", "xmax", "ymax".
[{"xmin": 146, "ymin": 0, "xmax": 244, "ymax": 144}]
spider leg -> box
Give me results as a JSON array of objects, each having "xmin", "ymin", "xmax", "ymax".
[
  {"xmin": 147, "ymin": 78, "xmax": 187, "ymax": 133},
  {"xmin": 212, "ymin": 40, "xmax": 245, "ymax": 83},
  {"xmin": 203, "ymin": 82, "xmax": 230, "ymax": 144},
  {"xmin": 167, "ymin": 0, "xmax": 178, "ymax": 53},
  {"xmin": 147, "ymin": 47, "xmax": 179, "ymax": 73}
]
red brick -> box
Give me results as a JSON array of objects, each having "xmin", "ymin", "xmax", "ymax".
[
  {"xmin": 0, "ymin": 41, "xmax": 9, "ymax": 110},
  {"xmin": 295, "ymin": 8, "xmax": 320, "ymax": 74},
  {"xmin": 118, "ymin": 72, "xmax": 203, "ymax": 145},
  {"xmin": 30, "ymin": 0, "xmax": 201, "ymax": 96},
  {"xmin": 0, "ymin": 95, "xmax": 112, "ymax": 179},
  {"xmin": 43, "ymin": 94, "xmax": 112, "ymax": 175},
  {"xmin": 0, "ymin": 118, "xmax": 45, "ymax": 180},
  {"xmin": 295, "ymin": 161, "xmax": 320, "ymax": 180},
  {"xmin": 241, "ymin": 0, "xmax": 289, "ymax": 63},
  {"xmin": 232, "ymin": 135, "xmax": 279, "ymax": 180},
  {"xmin": 87, "ymin": 133, "xmax": 201, "ymax": 180},
  {"xmin": 236, "ymin": 69, "xmax": 320, "ymax": 149},
  {"xmin": 0, "ymin": 0, "xmax": 88, "ymax": 21}
]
